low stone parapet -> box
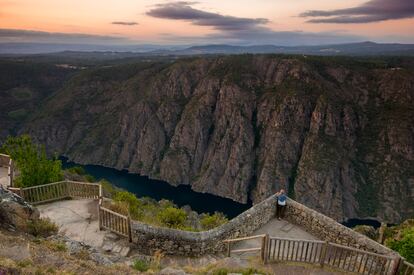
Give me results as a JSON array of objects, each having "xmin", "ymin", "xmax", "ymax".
[
  {"xmin": 286, "ymin": 198, "xmax": 397, "ymax": 256},
  {"xmin": 130, "ymin": 194, "xmax": 277, "ymax": 256}
]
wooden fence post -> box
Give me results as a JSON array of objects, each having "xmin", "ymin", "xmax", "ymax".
[
  {"xmin": 263, "ymin": 234, "xmax": 269, "ymax": 264},
  {"xmin": 8, "ymin": 160, "xmax": 14, "ymax": 188},
  {"xmin": 261, "ymin": 234, "xmax": 268, "ymax": 263},
  {"xmin": 98, "ymin": 198, "xmax": 102, "ymax": 231},
  {"xmin": 127, "ymin": 215, "xmax": 132, "ymax": 242},
  {"xmin": 390, "ymin": 256, "xmax": 401, "ymax": 275},
  {"xmin": 227, "ymin": 242, "xmax": 231, "ymax": 257},
  {"xmin": 319, "ymin": 241, "xmax": 329, "ymax": 267}
]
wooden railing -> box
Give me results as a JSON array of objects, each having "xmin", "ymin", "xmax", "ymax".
[
  {"xmin": 323, "ymin": 242, "xmax": 395, "ymax": 275},
  {"xmin": 0, "ymin": 153, "xmax": 13, "ymax": 187},
  {"xmin": 15, "ymin": 181, "xmax": 69, "ymax": 204},
  {"xmin": 223, "ymin": 234, "xmax": 269, "ymax": 263},
  {"xmin": 66, "ymin": 181, "xmax": 100, "ymax": 199},
  {"xmin": 8, "ymin": 180, "xmax": 101, "ymax": 204},
  {"xmin": 8, "ymin": 180, "xmax": 132, "ymax": 241},
  {"xmin": 400, "ymin": 261, "xmax": 414, "ymax": 275},
  {"xmin": 267, "ymin": 237, "xmax": 326, "ymax": 264},
  {"xmin": 98, "ymin": 201, "xmax": 132, "ymax": 241},
  {"xmin": 224, "ymin": 235, "xmax": 402, "ymax": 275}
]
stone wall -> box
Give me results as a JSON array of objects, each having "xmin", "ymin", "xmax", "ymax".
[
  {"xmin": 128, "ymin": 195, "xmax": 396, "ymax": 257},
  {"xmin": 286, "ymin": 198, "xmax": 397, "ymax": 256},
  {"xmin": 130, "ymin": 194, "xmax": 277, "ymax": 256}
]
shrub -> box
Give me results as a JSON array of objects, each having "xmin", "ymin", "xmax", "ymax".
[
  {"xmin": 212, "ymin": 268, "xmax": 229, "ymax": 275},
  {"xmin": 105, "ymin": 186, "xmax": 228, "ymax": 231},
  {"xmin": 114, "ymin": 191, "xmax": 140, "ymax": 207},
  {"xmin": 200, "ymin": 212, "xmax": 228, "ymax": 230},
  {"xmin": 1, "ymin": 135, "xmax": 63, "ymax": 187},
  {"xmin": 132, "ymin": 259, "xmax": 149, "ymax": 272},
  {"xmin": 106, "ymin": 200, "xmax": 129, "ymax": 216},
  {"xmin": 386, "ymin": 227, "xmax": 414, "ymax": 263},
  {"xmin": 100, "ymin": 179, "xmax": 118, "ymax": 198},
  {"xmin": 157, "ymin": 207, "xmax": 187, "ymax": 229},
  {"xmin": 84, "ymin": 174, "xmax": 96, "ymax": 183},
  {"xmin": 26, "ymin": 218, "xmax": 58, "ymax": 237}
]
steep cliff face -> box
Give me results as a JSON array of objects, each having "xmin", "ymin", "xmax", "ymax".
[{"xmin": 22, "ymin": 55, "xmax": 414, "ymax": 223}]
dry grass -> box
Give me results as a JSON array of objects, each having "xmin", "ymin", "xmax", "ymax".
[{"xmin": 0, "ymin": 229, "xmax": 137, "ymax": 275}]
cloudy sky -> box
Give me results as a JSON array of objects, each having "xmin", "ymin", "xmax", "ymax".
[{"xmin": 1, "ymin": 0, "xmax": 413, "ymax": 45}]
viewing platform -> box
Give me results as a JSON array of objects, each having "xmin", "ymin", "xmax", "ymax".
[{"xmin": 1, "ymin": 155, "xmax": 412, "ymax": 274}]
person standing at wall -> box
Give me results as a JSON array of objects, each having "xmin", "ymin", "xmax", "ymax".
[{"xmin": 275, "ymin": 189, "xmax": 287, "ymax": 220}]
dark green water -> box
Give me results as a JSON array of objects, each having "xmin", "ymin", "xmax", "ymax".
[{"xmin": 62, "ymin": 158, "xmax": 251, "ymax": 219}]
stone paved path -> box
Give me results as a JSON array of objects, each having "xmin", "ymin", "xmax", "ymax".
[{"xmin": 37, "ymin": 199, "xmax": 130, "ymax": 256}]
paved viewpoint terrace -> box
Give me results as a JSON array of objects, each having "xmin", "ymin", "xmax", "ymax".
[
  {"xmin": 37, "ymin": 199, "xmax": 131, "ymax": 256},
  {"xmin": 38, "ymin": 197, "xmax": 318, "ymax": 256}
]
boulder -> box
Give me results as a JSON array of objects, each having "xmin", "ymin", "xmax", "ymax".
[{"xmin": 0, "ymin": 187, "xmax": 39, "ymax": 230}]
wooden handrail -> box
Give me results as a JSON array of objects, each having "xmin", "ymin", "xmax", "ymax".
[
  {"xmin": 231, "ymin": 247, "xmax": 262, "ymax": 253},
  {"xmin": 223, "ymin": 234, "xmax": 266, "ymax": 243},
  {"xmin": 19, "ymin": 181, "xmax": 67, "ymax": 190},
  {"xmin": 269, "ymin": 236, "xmax": 325, "ymax": 244},
  {"xmin": 99, "ymin": 205, "xmax": 129, "ymax": 218},
  {"xmin": 65, "ymin": 180, "xmax": 100, "ymax": 186},
  {"xmin": 328, "ymin": 242, "xmax": 395, "ymax": 259}
]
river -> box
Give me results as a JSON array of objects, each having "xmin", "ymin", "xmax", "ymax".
[
  {"xmin": 61, "ymin": 158, "xmax": 251, "ymax": 219},
  {"xmin": 61, "ymin": 158, "xmax": 385, "ymax": 227}
]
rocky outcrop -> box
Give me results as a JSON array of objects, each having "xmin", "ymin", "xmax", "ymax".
[
  {"xmin": 0, "ymin": 187, "xmax": 39, "ymax": 230},
  {"xmin": 21, "ymin": 55, "xmax": 414, "ymax": 223}
]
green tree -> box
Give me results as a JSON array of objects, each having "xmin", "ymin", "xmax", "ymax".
[{"xmin": 1, "ymin": 135, "xmax": 63, "ymax": 187}]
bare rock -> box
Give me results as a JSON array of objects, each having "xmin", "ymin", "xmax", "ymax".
[{"xmin": 0, "ymin": 187, "xmax": 39, "ymax": 230}]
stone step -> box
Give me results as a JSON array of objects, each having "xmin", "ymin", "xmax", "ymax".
[{"xmin": 120, "ymin": 246, "xmax": 130, "ymax": 257}]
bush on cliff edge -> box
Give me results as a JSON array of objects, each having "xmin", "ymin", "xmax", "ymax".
[{"xmin": 1, "ymin": 135, "xmax": 63, "ymax": 187}]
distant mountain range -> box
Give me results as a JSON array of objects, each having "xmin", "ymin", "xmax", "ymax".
[
  {"xmin": 152, "ymin": 42, "xmax": 414, "ymax": 56},
  {"xmin": 1, "ymin": 41, "xmax": 414, "ymax": 56}
]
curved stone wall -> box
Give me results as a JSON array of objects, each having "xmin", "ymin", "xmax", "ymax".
[
  {"xmin": 131, "ymin": 194, "xmax": 277, "ymax": 256},
  {"xmin": 129, "ymin": 195, "xmax": 396, "ymax": 257},
  {"xmin": 286, "ymin": 198, "xmax": 396, "ymax": 256}
]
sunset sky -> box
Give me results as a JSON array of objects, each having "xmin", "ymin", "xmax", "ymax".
[{"xmin": 1, "ymin": 0, "xmax": 414, "ymax": 45}]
